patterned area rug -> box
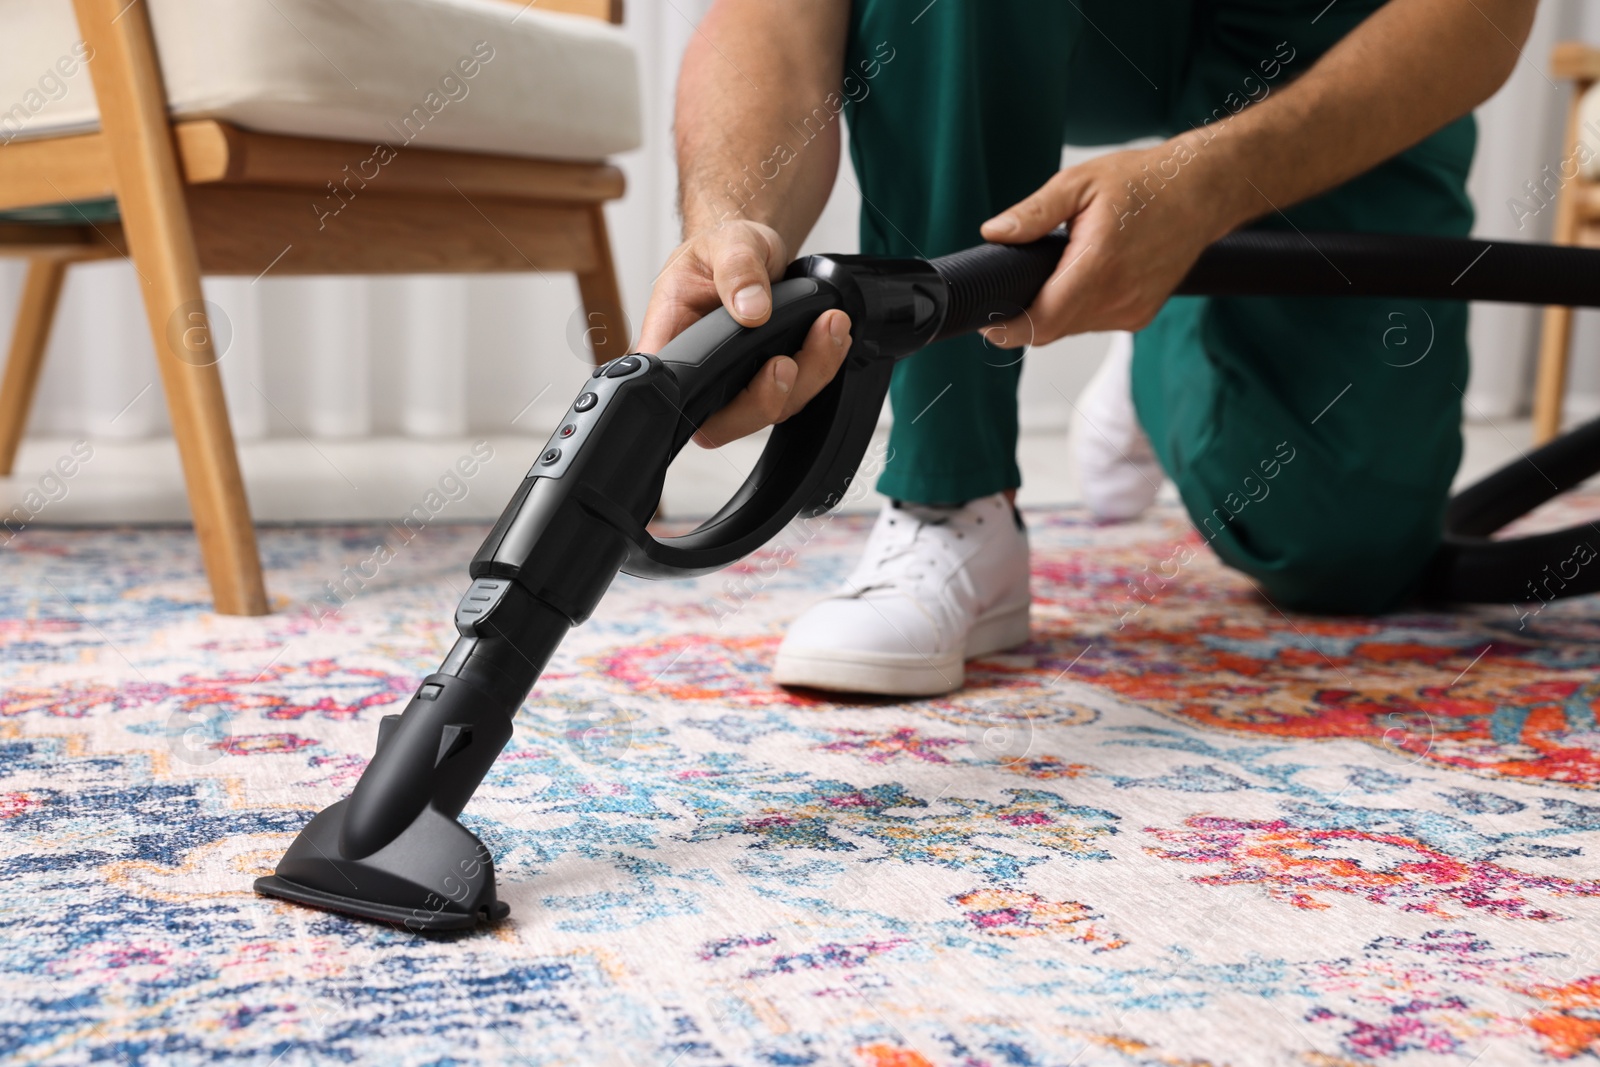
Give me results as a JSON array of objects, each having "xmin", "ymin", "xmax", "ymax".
[{"xmin": 3, "ymin": 503, "xmax": 1600, "ymax": 1066}]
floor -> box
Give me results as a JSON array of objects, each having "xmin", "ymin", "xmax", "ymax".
[
  {"xmin": 3, "ymin": 495, "xmax": 1597, "ymax": 1065},
  {"xmin": 0, "ymin": 418, "xmax": 1550, "ymax": 529}
]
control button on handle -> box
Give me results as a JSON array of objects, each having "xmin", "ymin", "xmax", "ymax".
[{"xmin": 454, "ymin": 578, "xmax": 509, "ymax": 634}]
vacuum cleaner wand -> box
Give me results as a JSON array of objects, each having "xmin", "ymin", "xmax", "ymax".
[
  {"xmin": 255, "ymin": 227, "xmax": 1600, "ymax": 930},
  {"xmin": 254, "ymin": 233, "xmax": 1069, "ymax": 929}
]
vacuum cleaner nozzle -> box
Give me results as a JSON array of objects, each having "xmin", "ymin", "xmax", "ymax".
[
  {"xmin": 254, "ymin": 799, "xmax": 508, "ymax": 931},
  {"xmin": 254, "ymin": 666, "xmax": 524, "ymax": 929}
]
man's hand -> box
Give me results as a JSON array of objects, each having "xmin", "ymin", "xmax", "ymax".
[
  {"xmin": 636, "ymin": 220, "xmax": 852, "ymax": 448},
  {"xmin": 978, "ymin": 141, "xmax": 1235, "ymax": 349}
]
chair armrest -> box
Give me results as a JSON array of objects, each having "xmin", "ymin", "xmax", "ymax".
[
  {"xmin": 493, "ymin": 0, "xmax": 622, "ymax": 24},
  {"xmin": 1552, "ymin": 41, "xmax": 1600, "ymax": 83}
]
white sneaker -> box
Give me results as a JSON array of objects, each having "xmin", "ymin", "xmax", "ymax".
[
  {"xmin": 772, "ymin": 493, "xmax": 1031, "ymax": 696},
  {"xmin": 1072, "ymin": 332, "xmax": 1164, "ymax": 521}
]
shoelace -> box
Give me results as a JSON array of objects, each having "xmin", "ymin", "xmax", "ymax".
[{"xmin": 852, "ymin": 505, "xmax": 985, "ymax": 595}]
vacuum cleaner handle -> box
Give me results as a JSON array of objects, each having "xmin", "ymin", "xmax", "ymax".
[
  {"xmin": 655, "ymin": 277, "xmax": 844, "ymax": 434},
  {"xmin": 620, "ymin": 277, "xmax": 885, "ymax": 578},
  {"xmin": 621, "ymin": 230, "xmax": 1072, "ymax": 578}
]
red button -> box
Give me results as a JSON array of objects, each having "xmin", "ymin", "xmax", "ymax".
[{"xmin": 559, "ymin": 423, "xmax": 576, "ymax": 438}]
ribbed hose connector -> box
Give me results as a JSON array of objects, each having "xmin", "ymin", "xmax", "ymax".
[{"xmin": 928, "ymin": 229, "xmax": 1071, "ymax": 342}]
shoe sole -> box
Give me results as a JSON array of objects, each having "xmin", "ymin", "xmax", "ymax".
[{"xmin": 772, "ymin": 601, "xmax": 1031, "ymax": 697}]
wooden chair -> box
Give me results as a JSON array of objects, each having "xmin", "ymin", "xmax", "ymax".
[
  {"xmin": 1533, "ymin": 42, "xmax": 1600, "ymax": 444},
  {"xmin": 0, "ymin": 0, "xmax": 632, "ymax": 615}
]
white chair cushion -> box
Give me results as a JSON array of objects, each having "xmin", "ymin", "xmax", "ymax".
[{"xmin": 0, "ymin": 0, "xmax": 640, "ymax": 162}]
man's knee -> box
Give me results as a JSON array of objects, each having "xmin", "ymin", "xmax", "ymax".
[{"xmin": 1219, "ymin": 499, "xmax": 1444, "ymax": 614}]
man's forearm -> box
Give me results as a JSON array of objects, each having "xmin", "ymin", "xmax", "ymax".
[
  {"xmin": 675, "ymin": 0, "xmax": 851, "ymax": 249},
  {"xmin": 1194, "ymin": 0, "xmax": 1537, "ymax": 234}
]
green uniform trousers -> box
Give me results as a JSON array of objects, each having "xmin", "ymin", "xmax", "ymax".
[{"xmin": 843, "ymin": 0, "xmax": 1475, "ymax": 613}]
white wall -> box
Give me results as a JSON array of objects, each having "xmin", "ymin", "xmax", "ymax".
[{"xmin": 1, "ymin": 0, "xmax": 1593, "ymax": 446}]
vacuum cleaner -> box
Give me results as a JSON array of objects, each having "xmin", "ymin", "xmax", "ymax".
[{"xmin": 254, "ymin": 227, "xmax": 1600, "ymax": 930}]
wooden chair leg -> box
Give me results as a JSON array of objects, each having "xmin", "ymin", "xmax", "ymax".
[
  {"xmin": 0, "ymin": 258, "xmax": 69, "ymax": 474},
  {"xmin": 74, "ymin": 0, "xmax": 267, "ymax": 615},
  {"xmin": 575, "ymin": 204, "xmax": 630, "ymax": 364},
  {"xmin": 129, "ymin": 257, "xmax": 268, "ymax": 614},
  {"xmin": 1533, "ymin": 304, "xmax": 1575, "ymax": 444},
  {"xmin": 1532, "ymin": 80, "xmax": 1590, "ymax": 446}
]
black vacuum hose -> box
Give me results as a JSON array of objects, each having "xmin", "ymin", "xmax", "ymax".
[
  {"xmin": 926, "ymin": 227, "xmax": 1600, "ymax": 604},
  {"xmin": 1181, "ymin": 230, "xmax": 1600, "ymax": 307},
  {"xmin": 930, "ymin": 228, "xmax": 1600, "ymax": 329}
]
